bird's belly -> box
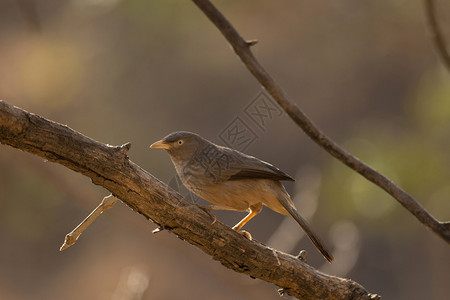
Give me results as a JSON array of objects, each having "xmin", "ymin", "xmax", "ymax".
[{"xmin": 185, "ymin": 179, "xmax": 285, "ymax": 212}]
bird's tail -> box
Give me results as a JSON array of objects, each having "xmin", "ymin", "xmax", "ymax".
[{"xmin": 277, "ymin": 196, "xmax": 334, "ymax": 263}]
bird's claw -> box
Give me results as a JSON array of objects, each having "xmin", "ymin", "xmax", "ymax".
[{"xmin": 237, "ymin": 230, "xmax": 252, "ymax": 240}]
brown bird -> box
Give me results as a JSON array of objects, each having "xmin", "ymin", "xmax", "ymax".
[{"xmin": 150, "ymin": 131, "xmax": 333, "ymax": 263}]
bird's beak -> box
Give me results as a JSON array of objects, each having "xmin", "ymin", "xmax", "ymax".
[{"xmin": 149, "ymin": 140, "xmax": 170, "ymax": 149}]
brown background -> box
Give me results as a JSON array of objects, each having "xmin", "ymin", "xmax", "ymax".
[{"xmin": 0, "ymin": 0, "xmax": 449, "ymax": 299}]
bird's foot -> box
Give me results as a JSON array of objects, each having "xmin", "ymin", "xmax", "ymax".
[{"xmin": 237, "ymin": 230, "xmax": 252, "ymax": 240}]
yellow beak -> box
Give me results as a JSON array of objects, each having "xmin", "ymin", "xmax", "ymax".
[{"xmin": 149, "ymin": 140, "xmax": 170, "ymax": 149}]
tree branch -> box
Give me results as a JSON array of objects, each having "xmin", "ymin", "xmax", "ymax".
[
  {"xmin": 16, "ymin": 0, "xmax": 41, "ymax": 33},
  {"xmin": 191, "ymin": 0, "xmax": 450, "ymax": 244},
  {"xmin": 424, "ymin": 0, "xmax": 450, "ymax": 74},
  {"xmin": 0, "ymin": 100, "xmax": 379, "ymax": 299}
]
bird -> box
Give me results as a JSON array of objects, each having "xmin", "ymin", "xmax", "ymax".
[{"xmin": 150, "ymin": 131, "xmax": 333, "ymax": 263}]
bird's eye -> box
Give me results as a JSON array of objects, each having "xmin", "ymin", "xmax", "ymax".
[{"xmin": 177, "ymin": 140, "xmax": 183, "ymax": 145}]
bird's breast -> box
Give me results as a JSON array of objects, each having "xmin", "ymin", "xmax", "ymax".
[{"xmin": 177, "ymin": 162, "xmax": 215, "ymax": 195}]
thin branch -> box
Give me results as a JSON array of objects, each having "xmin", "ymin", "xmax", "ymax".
[
  {"xmin": 16, "ymin": 0, "xmax": 41, "ymax": 33},
  {"xmin": 0, "ymin": 100, "xmax": 378, "ymax": 299},
  {"xmin": 425, "ymin": 0, "xmax": 450, "ymax": 73},
  {"xmin": 191, "ymin": 0, "xmax": 450, "ymax": 244},
  {"xmin": 60, "ymin": 195, "xmax": 118, "ymax": 251}
]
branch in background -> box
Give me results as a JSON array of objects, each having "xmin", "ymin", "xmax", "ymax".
[
  {"xmin": 16, "ymin": 0, "xmax": 41, "ymax": 33},
  {"xmin": 0, "ymin": 100, "xmax": 379, "ymax": 299},
  {"xmin": 191, "ymin": 0, "xmax": 450, "ymax": 244},
  {"xmin": 425, "ymin": 0, "xmax": 450, "ymax": 73}
]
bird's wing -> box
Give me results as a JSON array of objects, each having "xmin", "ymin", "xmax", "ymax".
[
  {"xmin": 227, "ymin": 162, "xmax": 295, "ymax": 181},
  {"xmin": 216, "ymin": 147, "xmax": 295, "ymax": 182}
]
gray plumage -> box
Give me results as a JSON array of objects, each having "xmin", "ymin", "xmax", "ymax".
[{"xmin": 150, "ymin": 131, "xmax": 333, "ymax": 263}]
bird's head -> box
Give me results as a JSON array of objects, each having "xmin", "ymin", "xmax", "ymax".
[{"xmin": 150, "ymin": 131, "xmax": 208, "ymax": 164}]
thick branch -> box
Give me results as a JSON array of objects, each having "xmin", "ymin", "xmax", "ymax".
[
  {"xmin": 0, "ymin": 100, "xmax": 378, "ymax": 299},
  {"xmin": 191, "ymin": 0, "xmax": 450, "ymax": 243},
  {"xmin": 425, "ymin": 0, "xmax": 450, "ymax": 74}
]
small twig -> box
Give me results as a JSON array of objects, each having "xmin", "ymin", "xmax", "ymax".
[
  {"xmin": 191, "ymin": 0, "xmax": 450, "ymax": 244},
  {"xmin": 277, "ymin": 287, "xmax": 289, "ymax": 297},
  {"xmin": 425, "ymin": 0, "xmax": 450, "ymax": 74},
  {"xmin": 272, "ymin": 249, "xmax": 281, "ymax": 266},
  {"xmin": 246, "ymin": 39, "xmax": 259, "ymax": 47},
  {"xmin": 152, "ymin": 225, "xmax": 165, "ymax": 234},
  {"xmin": 60, "ymin": 195, "xmax": 118, "ymax": 251},
  {"xmin": 296, "ymin": 250, "xmax": 308, "ymax": 262}
]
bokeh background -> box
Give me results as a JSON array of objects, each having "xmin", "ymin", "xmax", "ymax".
[{"xmin": 1, "ymin": 0, "xmax": 449, "ymax": 299}]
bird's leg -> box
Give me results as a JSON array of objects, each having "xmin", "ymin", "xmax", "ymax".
[
  {"xmin": 232, "ymin": 203, "xmax": 263, "ymax": 239},
  {"xmin": 232, "ymin": 203, "xmax": 263, "ymax": 231},
  {"xmin": 200, "ymin": 203, "xmax": 263, "ymax": 240}
]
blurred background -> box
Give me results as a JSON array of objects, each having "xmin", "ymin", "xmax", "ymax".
[{"xmin": 0, "ymin": 0, "xmax": 449, "ymax": 299}]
